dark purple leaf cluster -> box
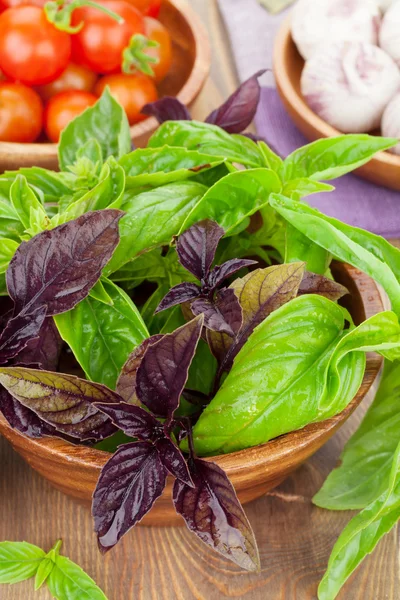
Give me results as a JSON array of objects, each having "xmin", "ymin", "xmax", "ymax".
[
  {"xmin": 156, "ymin": 220, "xmax": 256, "ymax": 335},
  {"xmin": 0, "ymin": 210, "xmax": 123, "ymax": 440},
  {"xmin": 142, "ymin": 70, "xmax": 266, "ymax": 136}
]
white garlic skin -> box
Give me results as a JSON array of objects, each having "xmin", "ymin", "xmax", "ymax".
[
  {"xmin": 376, "ymin": 0, "xmax": 400, "ymax": 14},
  {"xmin": 301, "ymin": 42, "xmax": 400, "ymax": 133},
  {"xmin": 292, "ymin": 0, "xmax": 381, "ymax": 61},
  {"xmin": 381, "ymin": 93, "xmax": 400, "ymax": 154},
  {"xmin": 380, "ymin": 2, "xmax": 400, "ymax": 67}
]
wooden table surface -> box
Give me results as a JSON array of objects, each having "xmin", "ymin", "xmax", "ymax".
[{"xmin": 0, "ymin": 2, "xmax": 399, "ymax": 599}]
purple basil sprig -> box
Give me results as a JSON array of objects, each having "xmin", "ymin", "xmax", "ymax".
[
  {"xmin": 142, "ymin": 70, "xmax": 266, "ymax": 136},
  {"xmin": 155, "ymin": 220, "xmax": 256, "ymax": 336}
]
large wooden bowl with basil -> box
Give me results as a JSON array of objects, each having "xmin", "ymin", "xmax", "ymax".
[
  {"xmin": 0, "ymin": 263, "xmax": 383, "ymax": 526},
  {"xmin": 0, "ymin": 0, "xmax": 210, "ymax": 172}
]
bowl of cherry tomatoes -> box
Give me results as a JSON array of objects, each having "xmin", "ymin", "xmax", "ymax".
[{"xmin": 0, "ymin": 0, "xmax": 210, "ymax": 170}]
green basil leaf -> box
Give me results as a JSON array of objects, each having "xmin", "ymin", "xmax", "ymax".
[
  {"xmin": 270, "ymin": 194, "xmax": 400, "ymax": 316},
  {"xmin": 58, "ymin": 89, "xmax": 131, "ymax": 170},
  {"xmin": 9, "ymin": 175, "xmax": 47, "ymax": 231},
  {"xmin": 120, "ymin": 146, "xmax": 222, "ymax": 188},
  {"xmin": 0, "ymin": 199, "xmax": 24, "ymax": 241},
  {"xmin": 282, "ymin": 178, "xmax": 334, "ymax": 200},
  {"xmin": 54, "ymin": 280, "xmax": 148, "ymax": 388},
  {"xmin": 0, "ymin": 541, "xmax": 45, "ymax": 584},
  {"xmin": 34, "ymin": 558, "xmax": 55, "ymax": 590},
  {"xmin": 47, "ymin": 554, "xmax": 108, "ymax": 600},
  {"xmin": 191, "ymin": 162, "xmax": 236, "ymax": 187},
  {"xmin": 104, "ymin": 181, "xmax": 207, "ymax": 275},
  {"xmin": 2, "ymin": 167, "xmax": 74, "ymax": 203},
  {"xmin": 280, "ymin": 135, "xmax": 397, "ymax": 182},
  {"xmin": 314, "ymin": 360, "xmax": 400, "ymax": 510},
  {"xmin": 0, "ymin": 273, "xmax": 7, "ymax": 295},
  {"xmin": 88, "ymin": 280, "xmax": 114, "ymax": 305},
  {"xmin": 111, "ymin": 248, "xmax": 166, "ymax": 288},
  {"xmin": 0, "ymin": 237, "xmax": 18, "ymax": 274},
  {"xmin": 148, "ymin": 120, "xmax": 265, "ymax": 168},
  {"xmin": 258, "ymin": 141, "xmax": 284, "ymax": 172},
  {"xmin": 318, "ymin": 442, "xmax": 400, "ymax": 600},
  {"xmin": 186, "ymin": 339, "xmax": 217, "ymax": 396},
  {"xmin": 285, "ymin": 223, "xmax": 332, "ymax": 274},
  {"xmin": 191, "ymin": 296, "xmax": 400, "ymax": 456},
  {"xmin": 75, "ymin": 138, "xmax": 103, "ymax": 167},
  {"xmin": 178, "ymin": 168, "xmax": 282, "ymax": 235}
]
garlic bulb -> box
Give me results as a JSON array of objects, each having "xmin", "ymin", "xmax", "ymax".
[
  {"xmin": 381, "ymin": 93, "xmax": 400, "ymax": 154},
  {"xmin": 380, "ymin": 2, "xmax": 400, "ymax": 67},
  {"xmin": 291, "ymin": 0, "xmax": 381, "ymax": 61},
  {"xmin": 301, "ymin": 42, "xmax": 400, "ymax": 133}
]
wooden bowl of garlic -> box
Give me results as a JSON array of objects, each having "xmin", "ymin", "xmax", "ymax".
[{"xmin": 273, "ymin": 0, "xmax": 400, "ymax": 191}]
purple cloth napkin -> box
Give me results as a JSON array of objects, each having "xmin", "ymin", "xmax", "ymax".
[{"xmin": 218, "ymin": 0, "xmax": 400, "ymax": 238}]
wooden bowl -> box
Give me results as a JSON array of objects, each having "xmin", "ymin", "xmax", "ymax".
[
  {"xmin": 0, "ymin": 263, "xmax": 383, "ymax": 526},
  {"xmin": 0, "ymin": 0, "xmax": 210, "ymax": 172},
  {"xmin": 273, "ymin": 18, "xmax": 400, "ymax": 191}
]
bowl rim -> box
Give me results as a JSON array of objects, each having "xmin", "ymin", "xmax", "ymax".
[
  {"xmin": 273, "ymin": 16, "xmax": 400, "ymax": 169},
  {"xmin": 0, "ymin": 263, "xmax": 384, "ymax": 473},
  {"xmin": 0, "ymin": 0, "xmax": 211, "ymax": 157}
]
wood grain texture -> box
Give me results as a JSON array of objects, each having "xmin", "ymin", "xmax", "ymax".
[{"xmin": 0, "ymin": 2, "xmax": 399, "ymax": 598}]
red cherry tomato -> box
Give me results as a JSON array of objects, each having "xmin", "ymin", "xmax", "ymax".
[
  {"xmin": 36, "ymin": 63, "xmax": 98, "ymax": 102},
  {"xmin": 94, "ymin": 73, "xmax": 157, "ymax": 124},
  {"xmin": 71, "ymin": 0, "xmax": 145, "ymax": 74},
  {"xmin": 0, "ymin": 7, "xmax": 71, "ymax": 86},
  {"xmin": 44, "ymin": 90, "xmax": 97, "ymax": 143},
  {"xmin": 0, "ymin": 0, "xmax": 45, "ymax": 10},
  {"xmin": 143, "ymin": 16, "xmax": 171, "ymax": 83},
  {"xmin": 125, "ymin": 0, "xmax": 161, "ymax": 17},
  {"xmin": 0, "ymin": 82, "xmax": 43, "ymax": 142}
]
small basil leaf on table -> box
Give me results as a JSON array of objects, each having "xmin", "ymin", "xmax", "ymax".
[
  {"xmin": 47, "ymin": 553, "xmax": 108, "ymax": 600},
  {"xmin": 93, "ymin": 441, "xmax": 167, "ymax": 552},
  {"xmin": 314, "ymin": 359, "xmax": 400, "ymax": 510},
  {"xmin": 173, "ymin": 458, "xmax": 260, "ymax": 572},
  {"xmin": 120, "ymin": 146, "xmax": 222, "ymax": 189},
  {"xmin": 0, "ymin": 199, "xmax": 24, "ymax": 241},
  {"xmin": 9, "ymin": 175, "xmax": 47, "ymax": 232},
  {"xmin": 148, "ymin": 120, "xmax": 266, "ymax": 168},
  {"xmin": 34, "ymin": 557, "xmax": 55, "ymax": 590},
  {"xmin": 55, "ymin": 280, "xmax": 148, "ymax": 389},
  {"xmin": 318, "ymin": 442, "xmax": 400, "ymax": 600},
  {"xmin": 0, "ymin": 541, "xmax": 45, "ymax": 584},
  {"xmin": 104, "ymin": 181, "xmax": 207, "ymax": 275},
  {"xmin": 178, "ymin": 168, "xmax": 282, "ymax": 235},
  {"xmin": 58, "ymin": 89, "xmax": 131, "ymax": 171},
  {"xmin": 0, "ymin": 367, "xmax": 120, "ymax": 441},
  {"xmin": 270, "ymin": 194, "xmax": 400, "ymax": 316},
  {"xmin": 279, "ymin": 135, "xmax": 398, "ymax": 182},
  {"xmin": 0, "ymin": 238, "xmax": 18, "ymax": 274}
]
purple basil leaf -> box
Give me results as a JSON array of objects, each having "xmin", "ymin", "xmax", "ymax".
[
  {"xmin": 116, "ymin": 335, "xmax": 163, "ymax": 404},
  {"xmin": 136, "ymin": 315, "xmax": 203, "ymax": 418},
  {"xmin": 173, "ymin": 458, "xmax": 260, "ymax": 571},
  {"xmin": 0, "ymin": 305, "xmax": 47, "ymax": 364},
  {"xmin": 177, "ymin": 220, "xmax": 225, "ymax": 281},
  {"xmin": 154, "ymin": 282, "xmax": 200, "ymax": 314},
  {"xmin": 15, "ymin": 317, "xmax": 63, "ymax": 371},
  {"xmin": 95, "ymin": 402, "xmax": 163, "ymax": 440},
  {"xmin": 156, "ymin": 436, "xmax": 194, "ymax": 487},
  {"xmin": 191, "ymin": 289, "xmax": 242, "ymax": 337},
  {"xmin": 0, "ymin": 386, "xmax": 49, "ymax": 438},
  {"xmin": 205, "ymin": 70, "xmax": 266, "ymax": 134},
  {"xmin": 298, "ymin": 272, "xmax": 349, "ymax": 301},
  {"xmin": 207, "ymin": 258, "xmax": 257, "ymax": 290},
  {"xmin": 141, "ymin": 96, "xmax": 192, "ymax": 123},
  {"xmin": 182, "ymin": 388, "xmax": 209, "ymax": 407},
  {"xmin": 7, "ymin": 210, "xmax": 123, "ymax": 317},
  {"xmin": 93, "ymin": 441, "xmax": 167, "ymax": 552},
  {"xmin": 0, "ymin": 367, "xmax": 119, "ymax": 441}
]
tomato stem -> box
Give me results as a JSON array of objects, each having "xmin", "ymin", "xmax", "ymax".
[
  {"xmin": 122, "ymin": 33, "xmax": 159, "ymax": 77},
  {"xmin": 45, "ymin": 0, "xmax": 124, "ymax": 34}
]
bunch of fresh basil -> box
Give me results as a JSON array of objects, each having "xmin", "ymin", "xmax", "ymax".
[{"xmin": 1, "ymin": 81, "xmax": 400, "ymax": 600}]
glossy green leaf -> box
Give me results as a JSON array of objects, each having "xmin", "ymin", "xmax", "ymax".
[
  {"xmin": 0, "ymin": 273, "xmax": 7, "ymax": 295},
  {"xmin": 104, "ymin": 181, "xmax": 207, "ymax": 274},
  {"xmin": 55, "ymin": 280, "xmax": 148, "ymax": 388},
  {"xmin": 0, "ymin": 199, "xmax": 24, "ymax": 241},
  {"xmin": 318, "ymin": 442, "xmax": 400, "ymax": 600},
  {"xmin": 314, "ymin": 360, "xmax": 400, "ymax": 510},
  {"xmin": 280, "ymin": 135, "xmax": 398, "ymax": 182},
  {"xmin": 0, "ymin": 237, "xmax": 18, "ymax": 273},
  {"xmin": 110, "ymin": 248, "xmax": 166, "ymax": 288},
  {"xmin": 285, "ymin": 224, "xmax": 332, "ymax": 274},
  {"xmin": 34, "ymin": 558, "xmax": 55, "ymax": 590},
  {"xmin": 0, "ymin": 541, "xmax": 45, "ymax": 584},
  {"xmin": 282, "ymin": 178, "xmax": 334, "ymax": 199},
  {"xmin": 178, "ymin": 168, "xmax": 282, "ymax": 235},
  {"xmin": 148, "ymin": 120, "xmax": 265, "ymax": 168},
  {"xmin": 1, "ymin": 167, "xmax": 74, "ymax": 203},
  {"xmin": 88, "ymin": 280, "xmax": 114, "ymax": 305},
  {"xmin": 258, "ymin": 141, "xmax": 283, "ymax": 172},
  {"xmin": 120, "ymin": 146, "xmax": 222, "ymax": 188},
  {"xmin": 186, "ymin": 339, "xmax": 217, "ymax": 396},
  {"xmin": 270, "ymin": 194, "xmax": 400, "ymax": 316},
  {"xmin": 9, "ymin": 175, "xmax": 47, "ymax": 231},
  {"xmin": 47, "ymin": 554, "xmax": 108, "ymax": 600},
  {"xmin": 191, "ymin": 296, "xmax": 400, "ymax": 456},
  {"xmin": 58, "ymin": 89, "xmax": 131, "ymax": 170}
]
